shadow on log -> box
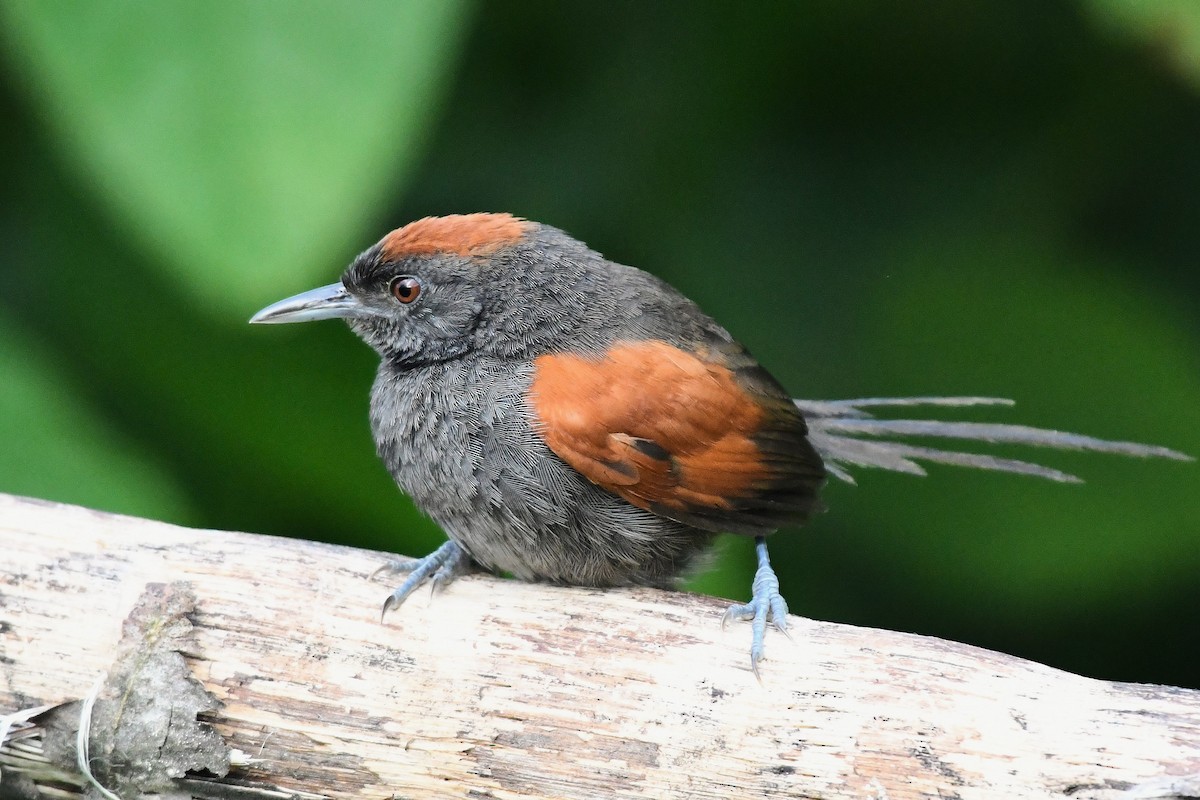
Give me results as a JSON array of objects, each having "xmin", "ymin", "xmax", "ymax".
[{"xmin": 1, "ymin": 493, "xmax": 1197, "ymax": 799}]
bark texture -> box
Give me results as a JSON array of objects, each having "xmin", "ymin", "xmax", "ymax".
[{"xmin": 0, "ymin": 493, "xmax": 1197, "ymax": 800}]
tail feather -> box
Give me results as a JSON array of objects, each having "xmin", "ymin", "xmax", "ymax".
[
  {"xmin": 796, "ymin": 396, "xmax": 1015, "ymax": 418},
  {"xmin": 797, "ymin": 397, "xmax": 1192, "ymax": 485}
]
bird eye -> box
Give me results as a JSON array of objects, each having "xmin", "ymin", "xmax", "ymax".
[{"xmin": 389, "ymin": 276, "xmax": 421, "ymax": 304}]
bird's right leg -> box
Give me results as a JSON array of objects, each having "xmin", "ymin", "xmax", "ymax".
[
  {"xmin": 375, "ymin": 540, "xmax": 472, "ymax": 620},
  {"xmin": 722, "ymin": 536, "xmax": 791, "ymax": 680}
]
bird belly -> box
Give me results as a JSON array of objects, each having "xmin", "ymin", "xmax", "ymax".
[{"xmin": 370, "ymin": 359, "xmax": 712, "ymax": 587}]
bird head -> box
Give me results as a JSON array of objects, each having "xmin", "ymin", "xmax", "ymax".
[{"xmin": 251, "ymin": 213, "xmax": 567, "ymax": 365}]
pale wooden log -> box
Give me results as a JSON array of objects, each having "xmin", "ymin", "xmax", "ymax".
[{"xmin": 0, "ymin": 492, "xmax": 1197, "ymax": 800}]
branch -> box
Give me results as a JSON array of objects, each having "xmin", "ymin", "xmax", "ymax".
[{"xmin": 1, "ymin": 493, "xmax": 1197, "ymax": 800}]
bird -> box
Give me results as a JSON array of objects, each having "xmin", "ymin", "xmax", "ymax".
[{"xmin": 251, "ymin": 213, "xmax": 1190, "ymax": 676}]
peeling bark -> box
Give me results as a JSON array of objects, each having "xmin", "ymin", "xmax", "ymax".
[{"xmin": 0, "ymin": 493, "xmax": 1197, "ymax": 800}]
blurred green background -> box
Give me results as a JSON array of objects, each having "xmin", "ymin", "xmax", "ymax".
[{"xmin": 1, "ymin": 1, "xmax": 1197, "ymax": 687}]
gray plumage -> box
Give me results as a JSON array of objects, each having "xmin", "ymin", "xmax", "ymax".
[{"xmin": 369, "ymin": 355, "xmax": 713, "ymax": 587}]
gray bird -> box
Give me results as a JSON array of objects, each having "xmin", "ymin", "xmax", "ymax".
[{"xmin": 252, "ymin": 213, "xmax": 1190, "ymax": 676}]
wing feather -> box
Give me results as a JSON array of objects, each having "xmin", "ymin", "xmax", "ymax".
[{"xmin": 529, "ymin": 340, "xmax": 826, "ymax": 535}]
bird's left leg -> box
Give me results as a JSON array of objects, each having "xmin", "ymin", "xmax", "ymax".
[
  {"xmin": 722, "ymin": 536, "xmax": 791, "ymax": 678},
  {"xmin": 376, "ymin": 539, "xmax": 472, "ymax": 620}
]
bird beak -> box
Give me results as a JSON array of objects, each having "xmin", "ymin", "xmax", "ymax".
[{"xmin": 249, "ymin": 283, "xmax": 364, "ymax": 324}]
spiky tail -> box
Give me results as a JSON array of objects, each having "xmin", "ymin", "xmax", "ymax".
[{"xmin": 794, "ymin": 397, "xmax": 1192, "ymax": 485}]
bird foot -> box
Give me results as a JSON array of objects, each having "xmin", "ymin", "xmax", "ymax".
[
  {"xmin": 378, "ymin": 540, "xmax": 470, "ymax": 620},
  {"xmin": 370, "ymin": 556, "xmax": 421, "ymax": 580},
  {"xmin": 722, "ymin": 537, "xmax": 791, "ymax": 679}
]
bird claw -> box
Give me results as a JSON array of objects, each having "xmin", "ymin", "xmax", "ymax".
[
  {"xmin": 429, "ymin": 559, "xmax": 463, "ymax": 596},
  {"xmin": 378, "ymin": 541, "xmax": 469, "ymax": 621},
  {"xmin": 370, "ymin": 557, "xmax": 421, "ymax": 581},
  {"xmin": 724, "ymin": 537, "xmax": 791, "ymax": 679}
]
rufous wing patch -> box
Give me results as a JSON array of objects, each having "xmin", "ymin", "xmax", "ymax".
[
  {"xmin": 380, "ymin": 213, "xmax": 531, "ymax": 260},
  {"xmin": 529, "ymin": 340, "xmax": 825, "ymax": 534}
]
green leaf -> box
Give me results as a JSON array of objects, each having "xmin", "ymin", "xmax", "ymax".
[
  {"xmin": 1086, "ymin": 0, "xmax": 1200, "ymax": 87},
  {"xmin": 0, "ymin": 0, "xmax": 472, "ymax": 312},
  {"xmin": 0, "ymin": 316, "xmax": 194, "ymax": 523}
]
